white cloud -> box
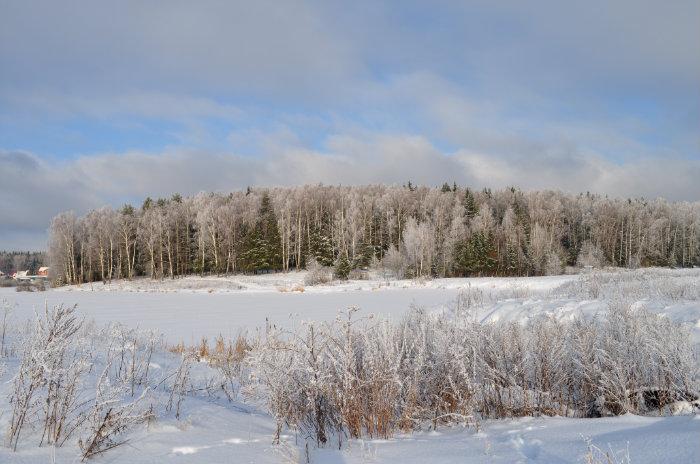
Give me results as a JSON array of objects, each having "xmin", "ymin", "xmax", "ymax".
[
  {"xmin": 1, "ymin": 1, "xmax": 698, "ymax": 250},
  {"xmin": 2, "ymin": 139, "xmax": 698, "ymax": 249},
  {"xmin": 0, "ymin": 0, "xmax": 361, "ymax": 101}
]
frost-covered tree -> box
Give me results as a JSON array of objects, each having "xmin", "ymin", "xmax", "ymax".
[{"xmin": 47, "ymin": 185, "xmax": 700, "ymax": 283}]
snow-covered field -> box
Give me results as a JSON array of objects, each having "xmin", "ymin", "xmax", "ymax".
[
  {"xmin": 0, "ymin": 268, "xmax": 698, "ymax": 463},
  {"xmin": 4, "ymin": 269, "xmax": 699, "ymax": 345},
  {"xmin": 2, "ymin": 271, "xmax": 576, "ymax": 345}
]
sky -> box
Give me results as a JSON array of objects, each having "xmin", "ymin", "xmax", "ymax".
[{"xmin": 1, "ymin": 0, "xmax": 699, "ymax": 250}]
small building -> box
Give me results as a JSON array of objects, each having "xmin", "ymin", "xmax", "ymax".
[
  {"xmin": 13, "ymin": 270, "xmax": 29, "ymax": 280},
  {"xmin": 38, "ymin": 267, "xmax": 50, "ymax": 277}
]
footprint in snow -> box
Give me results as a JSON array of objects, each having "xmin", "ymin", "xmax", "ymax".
[{"xmin": 510, "ymin": 435, "xmax": 543, "ymax": 461}]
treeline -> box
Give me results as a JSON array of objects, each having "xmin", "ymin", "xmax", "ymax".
[
  {"xmin": 48, "ymin": 184, "xmax": 700, "ymax": 285},
  {"xmin": 0, "ymin": 251, "xmax": 46, "ymax": 275}
]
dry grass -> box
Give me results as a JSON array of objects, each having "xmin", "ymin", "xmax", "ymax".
[
  {"xmin": 277, "ymin": 284, "xmax": 305, "ymax": 293},
  {"xmin": 244, "ymin": 303, "xmax": 698, "ymax": 445}
]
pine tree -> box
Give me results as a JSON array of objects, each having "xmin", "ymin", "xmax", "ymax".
[
  {"xmin": 471, "ymin": 232, "xmax": 497, "ymax": 275},
  {"xmin": 463, "ymin": 189, "xmax": 478, "ymax": 221},
  {"xmin": 241, "ymin": 193, "xmax": 282, "ymax": 273},
  {"xmin": 309, "ymin": 228, "xmax": 334, "ymax": 267},
  {"xmin": 334, "ymin": 255, "xmax": 351, "ymax": 280},
  {"xmin": 453, "ymin": 232, "xmax": 497, "ymax": 276},
  {"xmin": 141, "ymin": 197, "xmax": 153, "ymax": 211},
  {"xmin": 352, "ymin": 241, "xmax": 375, "ymax": 269},
  {"xmin": 505, "ymin": 242, "xmax": 519, "ymax": 276}
]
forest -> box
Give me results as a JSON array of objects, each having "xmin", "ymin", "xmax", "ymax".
[{"xmin": 47, "ymin": 184, "xmax": 700, "ymax": 285}]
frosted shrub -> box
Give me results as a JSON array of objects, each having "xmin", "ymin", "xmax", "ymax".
[
  {"xmin": 103, "ymin": 324, "xmax": 160, "ymax": 396},
  {"xmin": 6, "ymin": 304, "xmax": 89, "ymax": 450},
  {"xmin": 246, "ymin": 322, "xmax": 340, "ymax": 446},
  {"xmin": 210, "ymin": 334, "xmax": 249, "ymax": 402},
  {"xmin": 245, "ymin": 302, "xmax": 698, "ymax": 447},
  {"xmin": 556, "ymin": 268, "xmax": 700, "ymax": 301},
  {"xmin": 382, "ymin": 245, "xmax": 406, "ymax": 280},
  {"xmin": 1, "ymin": 298, "xmax": 13, "ymax": 357},
  {"xmin": 166, "ymin": 353, "xmax": 193, "ymax": 420},
  {"xmin": 304, "ymin": 260, "xmax": 333, "ymax": 286},
  {"xmin": 577, "ymin": 241, "xmax": 606, "ymax": 268},
  {"xmin": 5, "ymin": 307, "xmax": 162, "ymax": 456},
  {"xmin": 79, "ymin": 364, "xmax": 153, "ymax": 460}
]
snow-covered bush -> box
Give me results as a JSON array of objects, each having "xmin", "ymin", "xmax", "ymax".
[
  {"xmin": 79, "ymin": 364, "xmax": 153, "ymax": 460},
  {"xmin": 209, "ymin": 334, "xmax": 249, "ymax": 401},
  {"xmin": 304, "ymin": 260, "xmax": 333, "ymax": 286},
  {"xmin": 6, "ymin": 304, "xmax": 89, "ymax": 450},
  {"xmin": 244, "ymin": 302, "xmax": 698, "ymax": 447},
  {"xmin": 348, "ymin": 268, "xmax": 369, "ymax": 280},
  {"xmin": 382, "ymin": 245, "xmax": 406, "ymax": 279},
  {"xmin": 1, "ymin": 298, "xmax": 13, "ymax": 357},
  {"xmin": 544, "ymin": 251, "xmax": 563, "ymax": 276},
  {"xmin": 555, "ymin": 267, "xmax": 700, "ymax": 301},
  {"xmin": 4, "ymin": 306, "xmax": 161, "ymax": 456}
]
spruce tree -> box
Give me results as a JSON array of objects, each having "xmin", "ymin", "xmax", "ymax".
[
  {"xmin": 241, "ymin": 193, "xmax": 282, "ymax": 273},
  {"xmin": 463, "ymin": 189, "xmax": 478, "ymax": 221},
  {"xmin": 475, "ymin": 232, "xmax": 498, "ymax": 275},
  {"xmin": 141, "ymin": 197, "xmax": 153, "ymax": 211},
  {"xmin": 453, "ymin": 232, "xmax": 497, "ymax": 276},
  {"xmin": 352, "ymin": 241, "xmax": 375, "ymax": 269},
  {"xmin": 334, "ymin": 254, "xmax": 351, "ymax": 280},
  {"xmin": 309, "ymin": 228, "xmax": 334, "ymax": 267},
  {"xmin": 505, "ymin": 242, "xmax": 519, "ymax": 276}
]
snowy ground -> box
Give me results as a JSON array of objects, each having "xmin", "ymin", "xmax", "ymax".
[
  {"xmin": 3, "ymin": 268, "xmax": 699, "ymax": 346},
  {"xmin": 2, "ymin": 399, "xmax": 696, "ymax": 464},
  {"xmin": 0, "ymin": 268, "xmax": 698, "ymax": 463},
  {"xmin": 50, "ymin": 270, "xmax": 574, "ymax": 295},
  {"xmin": 0, "ymin": 272, "xmax": 574, "ymax": 345}
]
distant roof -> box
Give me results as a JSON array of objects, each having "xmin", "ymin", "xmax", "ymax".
[{"xmin": 39, "ymin": 266, "xmax": 50, "ymax": 272}]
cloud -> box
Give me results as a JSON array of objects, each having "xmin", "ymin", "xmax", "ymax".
[
  {"xmin": 2, "ymin": 92, "xmax": 244, "ymax": 122},
  {"xmin": 1, "ymin": 1, "xmax": 698, "ymax": 249},
  {"xmin": 0, "ymin": 0, "xmax": 361, "ymax": 101},
  {"xmin": 0, "ymin": 151, "xmax": 103, "ymax": 248},
  {"xmin": 3, "ymin": 1, "xmax": 698, "ymax": 114},
  {"xmin": 2, "ymin": 140, "xmax": 698, "ymax": 249}
]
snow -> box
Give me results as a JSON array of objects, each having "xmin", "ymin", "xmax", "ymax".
[
  {"xmin": 1, "ymin": 393, "xmax": 696, "ymax": 463},
  {"xmin": 3, "ymin": 269, "xmax": 698, "ymax": 346},
  {"xmin": 321, "ymin": 414, "xmax": 700, "ymax": 464},
  {"xmin": 2, "ymin": 286, "xmax": 465, "ymax": 345},
  {"xmin": 0, "ymin": 268, "xmax": 698, "ymax": 463},
  {"xmin": 52, "ymin": 270, "xmax": 575, "ymax": 294},
  {"xmin": 0, "ymin": 272, "xmax": 575, "ymax": 345}
]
